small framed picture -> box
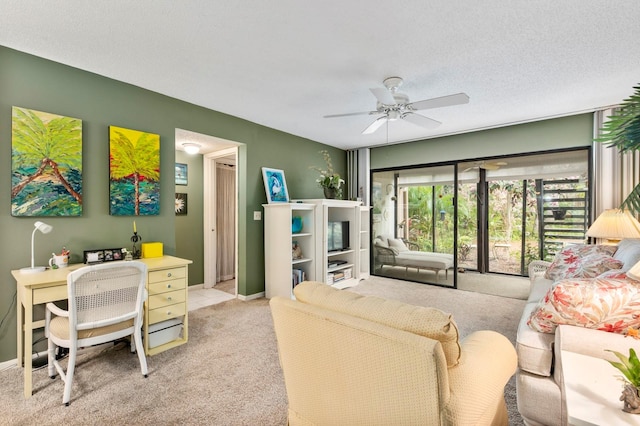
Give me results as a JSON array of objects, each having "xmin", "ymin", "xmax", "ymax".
[
  {"xmin": 175, "ymin": 163, "xmax": 188, "ymax": 185},
  {"xmin": 262, "ymin": 167, "xmax": 290, "ymax": 203},
  {"xmin": 175, "ymin": 193, "xmax": 188, "ymax": 215},
  {"xmin": 83, "ymin": 250, "xmax": 104, "ymax": 264}
]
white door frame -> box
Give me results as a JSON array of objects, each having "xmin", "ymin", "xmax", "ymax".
[{"xmin": 203, "ymin": 147, "xmax": 238, "ymax": 291}]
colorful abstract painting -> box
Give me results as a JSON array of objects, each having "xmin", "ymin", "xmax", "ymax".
[
  {"xmin": 11, "ymin": 107, "xmax": 83, "ymax": 216},
  {"xmin": 109, "ymin": 126, "xmax": 160, "ymax": 216}
]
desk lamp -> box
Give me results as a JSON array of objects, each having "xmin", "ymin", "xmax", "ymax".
[
  {"xmin": 20, "ymin": 221, "xmax": 53, "ymax": 273},
  {"xmin": 586, "ymin": 209, "xmax": 640, "ymax": 245}
]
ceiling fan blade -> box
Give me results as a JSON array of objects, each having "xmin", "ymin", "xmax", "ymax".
[
  {"xmin": 480, "ymin": 164, "xmax": 500, "ymax": 170},
  {"xmin": 362, "ymin": 116, "xmax": 387, "ymax": 134},
  {"xmin": 408, "ymin": 93, "xmax": 470, "ymax": 111},
  {"xmin": 324, "ymin": 111, "xmax": 376, "ymax": 118},
  {"xmin": 402, "ymin": 112, "xmax": 441, "ymax": 129},
  {"xmin": 370, "ymin": 87, "xmax": 396, "ymax": 105}
]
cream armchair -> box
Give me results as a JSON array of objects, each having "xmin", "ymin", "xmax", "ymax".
[{"xmin": 270, "ymin": 281, "xmax": 517, "ymax": 425}]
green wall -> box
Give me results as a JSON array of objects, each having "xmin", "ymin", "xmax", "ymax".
[
  {"xmin": 175, "ymin": 151, "xmax": 204, "ymax": 286},
  {"xmin": 370, "ymin": 114, "xmax": 593, "ymax": 169},
  {"xmin": 0, "ymin": 46, "xmax": 344, "ymax": 362}
]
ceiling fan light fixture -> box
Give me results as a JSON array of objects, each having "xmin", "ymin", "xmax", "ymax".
[{"xmin": 183, "ymin": 143, "xmax": 201, "ymax": 155}]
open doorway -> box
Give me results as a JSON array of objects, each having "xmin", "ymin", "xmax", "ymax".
[{"xmin": 175, "ymin": 129, "xmax": 240, "ymax": 298}]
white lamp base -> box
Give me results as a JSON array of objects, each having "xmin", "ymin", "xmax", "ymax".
[{"xmin": 20, "ymin": 266, "xmax": 46, "ymax": 274}]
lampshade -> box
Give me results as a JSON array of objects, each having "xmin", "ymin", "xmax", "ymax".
[
  {"xmin": 20, "ymin": 221, "xmax": 53, "ymax": 273},
  {"xmin": 585, "ymin": 209, "xmax": 640, "ymax": 244},
  {"xmin": 183, "ymin": 143, "xmax": 201, "ymax": 155}
]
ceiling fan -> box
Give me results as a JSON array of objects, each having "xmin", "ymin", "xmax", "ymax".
[
  {"xmin": 323, "ymin": 77, "xmax": 469, "ymax": 135},
  {"xmin": 463, "ymin": 161, "xmax": 508, "ymax": 172}
]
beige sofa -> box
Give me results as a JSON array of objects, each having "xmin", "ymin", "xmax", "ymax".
[
  {"xmin": 270, "ymin": 281, "xmax": 517, "ymax": 425},
  {"xmin": 516, "ymin": 239, "xmax": 640, "ymax": 425}
]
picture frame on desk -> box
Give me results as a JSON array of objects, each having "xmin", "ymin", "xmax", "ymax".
[{"xmin": 83, "ymin": 248, "xmax": 126, "ymax": 264}]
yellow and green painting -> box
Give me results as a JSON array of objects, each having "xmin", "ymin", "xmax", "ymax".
[
  {"xmin": 109, "ymin": 126, "xmax": 160, "ymax": 216},
  {"xmin": 11, "ymin": 107, "xmax": 83, "ymax": 216}
]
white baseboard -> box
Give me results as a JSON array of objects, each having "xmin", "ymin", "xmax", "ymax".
[
  {"xmin": 0, "ymin": 358, "xmax": 17, "ymax": 372},
  {"xmin": 238, "ymin": 291, "xmax": 264, "ymax": 301}
]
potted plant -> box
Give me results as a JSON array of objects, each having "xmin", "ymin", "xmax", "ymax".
[
  {"xmin": 596, "ymin": 84, "xmax": 640, "ymax": 213},
  {"xmin": 607, "ymin": 347, "xmax": 640, "ymax": 413},
  {"xmin": 310, "ymin": 150, "xmax": 344, "ymax": 199}
]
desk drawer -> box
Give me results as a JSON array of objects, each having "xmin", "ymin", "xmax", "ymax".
[
  {"xmin": 33, "ymin": 285, "xmax": 68, "ymax": 305},
  {"xmin": 148, "ymin": 289, "xmax": 186, "ymax": 309},
  {"xmin": 149, "ymin": 267, "xmax": 186, "ymax": 284},
  {"xmin": 148, "ymin": 302, "xmax": 186, "ymax": 324},
  {"xmin": 148, "ymin": 278, "xmax": 186, "ymax": 295}
]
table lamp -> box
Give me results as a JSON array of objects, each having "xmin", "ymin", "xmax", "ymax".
[
  {"xmin": 20, "ymin": 221, "xmax": 53, "ymax": 273},
  {"xmin": 586, "ymin": 209, "xmax": 640, "ymax": 245}
]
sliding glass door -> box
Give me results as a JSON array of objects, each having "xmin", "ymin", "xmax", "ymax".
[
  {"xmin": 372, "ymin": 165, "xmax": 456, "ymax": 287},
  {"xmin": 370, "ymin": 149, "xmax": 590, "ymax": 291}
]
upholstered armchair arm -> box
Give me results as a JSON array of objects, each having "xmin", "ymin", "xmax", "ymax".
[
  {"xmin": 528, "ymin": 260, "xmax": 551, "ymax": 282},
  {"xmin": 444, "ymin": 330, "xmax": 517, "ymax": 426}
]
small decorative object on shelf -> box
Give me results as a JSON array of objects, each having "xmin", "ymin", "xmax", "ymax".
[
  {"xmin": 131, "ymin": 220, "xmax": 142, "ymax": 259},
  {"xmin": 292, "ymin": 216, "xmax": 303, "ymax": 233},
  {"xmin": 310, "ymin": 150, "xmax": 344, "ymax": 199},
  {"xmin": 607, "ymin": 345, "xmax": 640, "ymax": 414},
  {"xmin": 292, "ymin": 242, "xmax": 303, "ymax": 260}
]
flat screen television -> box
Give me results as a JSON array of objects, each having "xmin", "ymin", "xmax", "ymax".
[{"xmin": 327, "ymin": 221, "xmax": 350, "ymax": 252}]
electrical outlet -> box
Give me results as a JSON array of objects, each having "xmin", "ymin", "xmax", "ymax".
[{"xmin": 253, "ymin": 211, "xmax": 261, "ymax": 220}]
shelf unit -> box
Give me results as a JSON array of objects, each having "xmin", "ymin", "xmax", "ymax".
[
  {"xmin": 359, "ymin": 205, "xmax": 371, "ymax": 279},
  {"xmin": 306, "ymin": 199, "xmax": 364, "ymax": 289},
  {"xmin": 263, "ymin": 203, "xmax": 316, "ymax": 298},
  {"xmin": 265, "ymin": 199, "xmax": 369, "ymax": 296}
]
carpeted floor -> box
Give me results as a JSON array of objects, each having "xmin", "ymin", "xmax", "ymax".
[{"xmin": 1, "ymin": 275, "xmax": 526, "ymax": 425}]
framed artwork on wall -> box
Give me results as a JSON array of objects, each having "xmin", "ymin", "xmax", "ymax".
[
  {"xmin": 175, "ymin": 193, "xmax": 187, "ymax": 215},
  {"xmin": 109, "ymin": 126, "xmax": 160, "ymax": 216},
  {"xmin": 11, "ymin": 106, "xmax": 83, "ymax": 216},
  {"xmin": 262, "ymin": 167, "xmax": 290, "ymax": 203},
  {"xmin": 175, "ymin": 163, "xmax": 188, "ymax": 185}
]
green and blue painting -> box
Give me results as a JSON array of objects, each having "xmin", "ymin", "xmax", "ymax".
[
  {"xmin": 11, "ymin": 107, "xmax": 83, "ymax": 216},
  {"xmin": 109, "ymin": 126, "xmax": 160, "ymax": 216}
]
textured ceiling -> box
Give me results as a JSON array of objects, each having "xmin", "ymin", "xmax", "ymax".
[{"xmin": 1, "ymin": 1, "xmax": 639, "ymax": 150}]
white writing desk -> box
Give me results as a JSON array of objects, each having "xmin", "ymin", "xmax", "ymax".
[{"xmin": 13, "ymin": 255, "xmax": 192, "ymax": 398}]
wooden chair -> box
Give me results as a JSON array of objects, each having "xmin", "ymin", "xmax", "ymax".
[{"xmin": 45, "ymin": 261, "xmax": 148, "ymax": 405}]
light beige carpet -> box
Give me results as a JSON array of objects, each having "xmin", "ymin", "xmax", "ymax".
[{"xmin": 1, "ymin": 275, "xmax": 526, "ymax": 425}]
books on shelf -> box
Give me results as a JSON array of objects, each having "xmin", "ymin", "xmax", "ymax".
[
  {"xmin": 292, "ymin": 268, "xmax": 306, "ymax": 287},
  {"xmin": 326, "ymin": 268, "xmax": 352, "ymax": 286}
]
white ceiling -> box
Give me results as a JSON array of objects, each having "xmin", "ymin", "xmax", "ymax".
[{"xmin": 2, "ymin": 1, "xmax": 639, "ymax": 150}]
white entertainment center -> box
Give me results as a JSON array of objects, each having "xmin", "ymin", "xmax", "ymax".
[{"xmin": 264, "ymin": 199, "xmax": 370, "ymax": 299}]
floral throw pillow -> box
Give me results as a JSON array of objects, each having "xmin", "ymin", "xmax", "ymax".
[
  {"xmin": 544, "ymin": 245, "xmax": 621, "ymax": 281},
  {"xmin": 528, "ymin": 277, "xmax": 640, "ymax": 334}
]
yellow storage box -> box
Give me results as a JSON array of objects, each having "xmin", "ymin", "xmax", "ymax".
[{"xmin": 141, "ymin": 242, "xmax": 163, "ymax": 258}]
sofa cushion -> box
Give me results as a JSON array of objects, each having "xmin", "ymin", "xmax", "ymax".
[
  {"xmin": 544, "ymin": 251, "xmax": 622, "ymax": 281},
  {"xmin": 374, "ymin": 236, "xmax": 389, "ymax": 248},
  {"xmin": 388, "ymin": 238, "xmax": 410, "ymax": 253},
  {"xmin": 293, "ymin": 281, "xmax": 461, "ymax": 366},
  {"xmin": 613, "ymin": 238, "xmax": 640, "ymax": 271},
  {"xmin": 544, "ymin": 244, "xmax": 617, "ymax": 281},
  {"xmin": 527, "ymin": 276, "xmax": 640, "ymax": 334}
]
